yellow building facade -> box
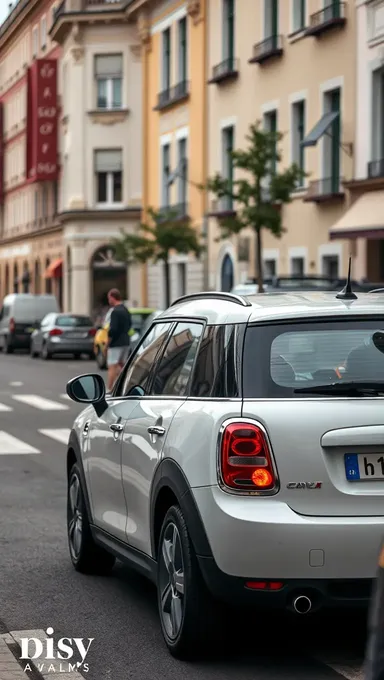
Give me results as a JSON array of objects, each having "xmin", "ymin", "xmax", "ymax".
[{"xmin": 127, "ymin": 0, "xmax": 207, "ymax": 307}]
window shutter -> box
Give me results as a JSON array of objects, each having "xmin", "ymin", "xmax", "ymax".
[
  {"xmin": 95, "ymin": 150, "xmax": 122, "ymax": 173},
  {"xmin": 95, "ymin": 55, "xmax": 123, "ymax": 77}
]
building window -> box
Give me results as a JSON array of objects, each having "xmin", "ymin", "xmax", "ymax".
[
  {"xmin": 292, "ymin": 0, "xmax": 305, "ymax": 32},
  {"xmin": 372, "ymin": 67, "xmax": 384, "ymax": 164},
  {"xmin": 222, "ymin": 0, "xmax": 235, "ymax": 66},
  {"xmin": 162, "ymin": 28, "xmax": 171, "ymax": 92},
  {"xmin": 323, "ymin": 87, "xmax": 341, "ymax": 193},
  {"xmin": 290, "ymin": 257, "xmax": 304, "ymax": 275},
  {"xmin": 322, "ymin": 254, "xmax": 339, "ymax": 278},
  {"xmin": 95, "ymin": 55, "xmax": 123, "ymax": 110},
  {"xmin": 264, "ymin": 259, "xmax": 276, "ymax": 277},
  {"xmin": 222, "ymin": 125, "xmax": 234, "ymax": 211},
  {"xmin": 264, "ymin": 0, "xmax": 279, "ymax": 39},
  {"xmin": 161, "ymin": 143, "xmax": 171, "ymax": 207},
  {"xmin": 34, "ymin": 189, "xmax": 39, "ymax": 221},
  {"xmin": 95, "ymin": 150, "xmax": 123, "ymax": 206},
  {"xmin": 42, "ymin": 184, "xmax": 48, "ymax": 219},
  {"xmin": 263, "ymin": 109, "xmax": 278, "ymax": 175},
  {"xmin": 178, "ymin": 17, "xmax": 187, "ymax": 85},
  {"xmin": 291, "ymin": 99, "xmax": 306, "ymax": 185},
  {"xmin": 41, "ymin": 16, "xmax": 47, "ymax": 49},
  {"xmin": 177, "ymin": 137, "xmax": 188, "ymax": 206},
  {"xmin": 32, "ymin": 27, "xmax": 38, "ymax": 58}
]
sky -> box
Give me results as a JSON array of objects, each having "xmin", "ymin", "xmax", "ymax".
[{"xmin": 0, "ymin": 0, "xmax": 11, "ymax": 27}]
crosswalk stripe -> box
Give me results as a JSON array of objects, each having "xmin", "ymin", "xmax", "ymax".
[
  {"xmin": 0, "ymin": 431, "xmax": 40, "ymax": 454},
  {"xmin": 0, "ymin": 403, "xmax": 13, "ymax": 412},
  {"xmin": 60, "ymin": 393, "xmax": 71, "ymax": 400},
  {"xmin": 12, "ymin": 395, "xmax": 69, "ymax": 411},
  {"xmin": 39, "ymin": 428, "xmax": 71, "ymax": 444}
]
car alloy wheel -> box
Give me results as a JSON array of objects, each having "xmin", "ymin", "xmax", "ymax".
[
  {"xmin": 68, "ymin": 473, "xmax": 83, "ymax": 561},
  {"xmin": 158, "ymin": 521, "xmax": 185, "ymax": 640}
]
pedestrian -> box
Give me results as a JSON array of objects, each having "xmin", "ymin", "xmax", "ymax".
[
  {"xmin": 366, "ymin": 543, "xmax": 384, "ymax": 680},
  {"xmin": 105, "ymin": 288, "xmax": 132, "ymax": 393}
]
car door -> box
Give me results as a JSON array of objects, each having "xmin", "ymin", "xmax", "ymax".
[
  {"xmin": 33, "ymin": 313, "xmax": 54, "ymax": 352},
  {"xmin": 83, "ymin": 320, "xmax": 174, "ymax": 542},
  {"xmin": 121, "ymin": 321, "xmax": 205, "ymax": 556}
]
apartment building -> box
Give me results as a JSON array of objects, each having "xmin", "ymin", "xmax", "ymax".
[
  {"xmin": 0, "ymin": 0, "xmax": 63, "ymax": 305},
  {"xmin": 330, "ymin": 0, "xmax": 384, "ymax": 281},
  {"xmin": 126, "ymin": 0, "xmax": 206, "ymax": 308},
  {"xmin": 206, "ymin": 0, "xmax": 356, "ymax": 289}
]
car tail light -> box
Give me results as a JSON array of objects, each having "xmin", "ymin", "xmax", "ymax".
[
  {"xmin": 245, "ymin": 581, "xmax": 283, "ymax": 591},
  {"xmin": 49, "ymin": 328, "xmax": 63, "ymax": 336},
  {"xmin": 88, "ymin": 328, "xmax": 97, "ymax": 337},
  {"xmin": 219, "ymin": 421, "xmax": 278, "ymax": 493},
  {"xmin": 9, "ymin": 317, "xmax": 15, "ymax": 333}
]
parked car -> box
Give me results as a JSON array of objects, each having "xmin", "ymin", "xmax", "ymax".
[
  {"xmin": 232, "ymin": 276, "xmax": 375, "ymax": 295},
  {"xmin": 65, "ymin": 289, "xmax": 384, "ymax": 658},
  {"xmin": 129, "ymin": 310, "xmax": 164, "ymax": 352},
  {"xmin": 0, "ymin": 293, "xmax": 59, "ymax": 353},
  {"xmin": 93, "ymin": 306, "xmax": 156, "ymax": 369},
  {"xmin": 30, "ymin": 313, "xmax": 96, "ymax": 360}
]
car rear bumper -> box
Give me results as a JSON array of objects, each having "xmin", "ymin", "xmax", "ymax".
[
  {"xmin": 47, "ymin": 338, "xmax": 94, "ymax": 354},
  {"xmin": 192, "ymin": 486, "xmax": 384, "ymax": 582}
]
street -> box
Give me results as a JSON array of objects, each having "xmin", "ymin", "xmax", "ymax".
[{"xmin": 0, "ymin": 352, "xmax": 369, "ymax": 680}]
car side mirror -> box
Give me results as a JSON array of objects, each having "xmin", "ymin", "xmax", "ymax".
[
  {"xmin": 373, "ymin": 332, "xmax": 384, "ymax": 355},
  {"xmin": 66, "ymin": 373, "xmax": 107, "ymax": 417}
]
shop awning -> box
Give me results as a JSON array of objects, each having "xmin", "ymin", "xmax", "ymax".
[
  {"xmin": 329, "ymin": 191, "xmax": 384, "ymax": 240},
  {"xmin": 44, "ymin": 258, "xmax": 63, "ymax": 279}
]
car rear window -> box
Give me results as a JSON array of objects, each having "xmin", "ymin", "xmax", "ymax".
[
  {"xmin": 57, "ymin": 315, "xmax": 93, "ymax": 327},
  {"xmin": 242, "ymin": 318, "xmax": 384, "ymax": 398}
]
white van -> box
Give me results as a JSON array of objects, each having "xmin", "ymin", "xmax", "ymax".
[{"xmin": 0, "ymin": 294, "xmax": 59, "ymax": 353}]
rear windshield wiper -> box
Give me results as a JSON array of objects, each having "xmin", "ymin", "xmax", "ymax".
[{"xmin": 294, "ymin": 381, "xmax": 384, "ymax": 396}]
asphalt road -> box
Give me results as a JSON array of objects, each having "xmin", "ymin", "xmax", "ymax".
[{"xmin": 0, "ymin": 351, "xmax": 370, "ymax": 680}]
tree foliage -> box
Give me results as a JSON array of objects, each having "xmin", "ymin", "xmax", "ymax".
[{"xmin": 203, "ymin": 121, "xmax": 306, "ymax": 291}]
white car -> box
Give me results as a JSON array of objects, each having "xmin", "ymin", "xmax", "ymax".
[{"xmin": 65, "ymin": 290, "xmax": 384, "ymax": 658}]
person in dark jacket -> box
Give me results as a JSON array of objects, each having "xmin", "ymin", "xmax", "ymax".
[
  {"xmin": 105, "ymin": 288, "xmax": 131, "ymax": 392},
  {"xmin": 366, "ymin": 544, "xmax": 384, "ymax": 680}
]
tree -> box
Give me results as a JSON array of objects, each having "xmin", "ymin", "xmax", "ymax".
[
  {"xmin": 203, "ymin": 121, "xmax": 306, "ymax": 293},
  {"xmin": 112, "ymin": 207, "xmax": 203, "ymax": 308}
]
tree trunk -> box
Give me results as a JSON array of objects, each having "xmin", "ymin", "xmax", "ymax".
[
  {"xmin": 164, "ymin": 257, "xmax": 171, "ymax": 308},
  {"xmin": 256, "ymin": 228, "xmax": 264, "ymax": 293}
]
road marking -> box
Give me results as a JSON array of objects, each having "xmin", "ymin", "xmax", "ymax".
[
  {"xmin": 9, "ymin": 381, "xmax": 23, "ymax": 386},
  {"xmin": 0, "ymin": 431, "xmax": 40, "ymax": 454},
  {"xmin": 60, "ymin": 393, "xmax": 71, "ymax": 400},
  {"xmin": 12, "ymin": 394, "xmax": 69, "ymax": 411},
  {"xmin": 0, "ymin": 403, "xmax": 13, "ymax": 411},
  {"xmin": 39, "ymin": 428, "xmax": 71, "ymax": 444}
]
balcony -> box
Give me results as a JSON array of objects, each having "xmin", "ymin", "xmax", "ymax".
[
  {"xmin": 306, "ymin": 2, "xmax": 346, "ymax": 38},
  {"xmin": 51, "ymin": 0, "xmax": 124, "ymax": 41},
  {"xmin": 208, "ymin": 58, "xmax": 239, "ymax": 85},
  {"xmin": 368, "ymin": 159, "xmax": 384, "ymax": 179},
  {"xmin": 249, "ymin": 35, "xmax": 284, "ymax": 65},
  {"xmin": 154, "ymin": 81, "xmax": 190, "ymax": 111},
  {"xmin": 208, "ymin": 197, "xmax": 236, "ymax": 217},
  {"xmin": 304, "ymin": 177, "xmax": 345, "ymax": 203}
]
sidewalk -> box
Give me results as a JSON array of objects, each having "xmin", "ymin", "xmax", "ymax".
[{"xmin": 0, "ymin": 632, "xmax": 85, "ymax": 680}]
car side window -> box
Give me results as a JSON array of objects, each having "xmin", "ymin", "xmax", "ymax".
[
  {"xmin": 2, "ymin": 305, "xmax": 10, "ymax": 319},
  {"xmin": 120, "ymin": 322, "xmax": 173, "ymax": 396},
  {"xmin": 151, "ymin": 322, "xmax": 204, "ymax": 397},
  {"xmin": 190, "ymin": 324, "xmax": 240, "ymax": 398}
]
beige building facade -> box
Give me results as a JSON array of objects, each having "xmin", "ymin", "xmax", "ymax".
[{"xmin": 206, "ymin": 0, "xmax": 356, "ymax": 290}]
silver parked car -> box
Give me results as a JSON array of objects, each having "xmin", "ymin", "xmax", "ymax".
[
  {"xmin": 31, "ymin": 313, "xmax": 96, "ymax": 360},
  {"xmin": 65, "ymin": 290, "xmax": 384, "ymax": 658}
]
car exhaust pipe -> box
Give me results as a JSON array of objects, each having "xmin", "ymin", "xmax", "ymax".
[{"xmin": 292, "ymin": 595, "xmax": 312, "ymax": 614}]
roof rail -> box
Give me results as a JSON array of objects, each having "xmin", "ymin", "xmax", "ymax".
[{"xmin": 170, "ymin": 291, "xmax": 252, "ymax": 308}]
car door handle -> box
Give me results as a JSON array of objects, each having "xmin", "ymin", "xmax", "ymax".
[
  {"xmin": 147, "ymin": 425, "xmax": 166, "ymax": 436},
  {"xmin": 110, "ymin": 423, "xmax": 124, "ymax": 433}
]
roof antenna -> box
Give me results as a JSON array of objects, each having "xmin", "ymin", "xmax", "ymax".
[{"xmin": 336, "ymin": 256, "xmax": 357, "ymax": 300}]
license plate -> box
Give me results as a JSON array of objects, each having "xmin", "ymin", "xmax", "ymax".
[
  {"xmin": 67, "ymin": 332, "xmax": 87, "ymax": 339},
  {"xmin": 345, "ymin": 453, "xmax": 384, "ymax": 481}
]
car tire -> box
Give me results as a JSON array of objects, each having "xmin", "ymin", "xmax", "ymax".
[
  {"xmin": 67, "ymin": 463, "xmax": 116, "ymax": 575},
  {"xmin": 96, "ymin": 347, "xmax": 107, "ymax": 370},
  {"xmin": 41, "ymin": 343, "xmax": 52, "ymax": 360},
  {"xmin": 73, "ymin": 353, "xmax": 81, "ymax": 360},
  {"xmin": 157, "ymin": 505, "xmax": 222, "ymax": 659},
  {"xmin": 4, "ymin": 337, "xmax": 14, "ymax": 354}
]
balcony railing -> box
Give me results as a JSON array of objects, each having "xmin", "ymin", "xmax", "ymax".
[
  {"xmin": 306, "ymin": 1, "xmax": 346, "ymax": 37},
  {"xmin": 304, "ymin": 176, "xmax": 344, "ymax": 203},
  {"xmin": 368, "ymin": 159, "xmax": 384, "ymax": 179},
  {"xmin": 208, "ymin": 57, "xmax": 239, "ymax": 85},
  {"xmin": 249, "ymin": 35, "xmax": 284, "ymax": 65},
  {"xmin": 158, "ymin": 203, "xmax": 189, "ymax": 221},
  {"xmin": 155, "ymin": 81, "xmax": 190, "ymax": 111},
  {"xmin": 52, "ymin": 0, "xmax": 121, "ymax": 17}
]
